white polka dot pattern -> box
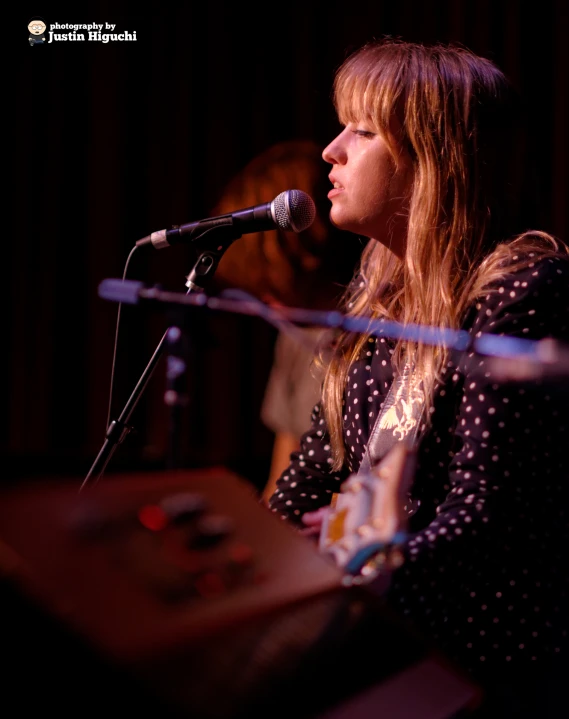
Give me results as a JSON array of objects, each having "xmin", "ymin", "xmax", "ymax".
[{"xmin": 268, "ymin": 256, "xmax": 569, "ymax": 679}]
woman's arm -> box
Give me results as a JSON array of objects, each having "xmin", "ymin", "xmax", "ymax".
[{"xmin": 268, "ymin": 401, "xmax": 350, "ymax": 523}]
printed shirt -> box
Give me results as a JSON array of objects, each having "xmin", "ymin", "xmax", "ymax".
[{"xmin": 268, "ymin": 255, "xmax": 569, "ymax": 682}]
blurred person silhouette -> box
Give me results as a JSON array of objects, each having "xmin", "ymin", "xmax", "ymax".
[{"xmin": 208, "ymin": 140, "xmax": 363, "ymax": 503}]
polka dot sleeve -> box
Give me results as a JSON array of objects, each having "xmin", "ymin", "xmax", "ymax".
[{"xmin": 268, "ymin": 401, "xmax": 350, "ymax": 522}]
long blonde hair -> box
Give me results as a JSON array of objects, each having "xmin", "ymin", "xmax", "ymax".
[{"xmin": 321, "ymin": 39, "xmax": 568, "ymax": 470}]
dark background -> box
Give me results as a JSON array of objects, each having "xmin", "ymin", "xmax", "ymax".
[{"xmin": 8, "ymin": 1, "xmax": 568, "ymax": 492}]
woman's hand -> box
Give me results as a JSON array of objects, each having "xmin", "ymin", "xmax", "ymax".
[{"xmin": 298, "ymin": 506, "xmax": 330, "ymax": 538}]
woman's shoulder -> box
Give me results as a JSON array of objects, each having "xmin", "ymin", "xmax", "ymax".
[
  {"xmin": 468, "ymin": 251, "xmax": 569, "ymax": 340},
  {"xmin": 482, "ymin": 251, "xmax": 569, "ymax": 299},
  {"xmin": 474, "ymin": 232, "xmax": 567, "ymax": 298}
]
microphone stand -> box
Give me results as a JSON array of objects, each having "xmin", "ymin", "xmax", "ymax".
[
  {"xmin": 93, "ymin": 274, "xmax": 569, "ymax": 492},
  {"xmin": 80, "ymin": 243, "xmax": 229, "ymax": 492}
]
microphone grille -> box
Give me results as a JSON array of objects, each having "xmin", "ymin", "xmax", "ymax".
[{"xmin": 272, "ymin": 190, "xmax": 316, "ymax": 233}]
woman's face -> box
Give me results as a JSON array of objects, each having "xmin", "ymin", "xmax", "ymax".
[{"xmin": 322, "ymin": 120, "xmax": 414, "ymax": 258}]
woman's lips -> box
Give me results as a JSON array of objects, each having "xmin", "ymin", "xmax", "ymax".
[{"xmin": 328, "ymin": 177, "xmax": 344, "ymax": 199}]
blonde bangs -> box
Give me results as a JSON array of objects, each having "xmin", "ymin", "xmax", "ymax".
[{"xmin": 334, "ymin": 47, "xmax": 406, "ymax": 141}]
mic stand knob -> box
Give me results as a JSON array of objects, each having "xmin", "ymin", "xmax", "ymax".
[
  {"xmin": 164, "ymin": 322, "xmax": 190, "ymax": 470},
  {"xmin": 185, "ymin": 250, "xmax": 220, "ymax": 292}
]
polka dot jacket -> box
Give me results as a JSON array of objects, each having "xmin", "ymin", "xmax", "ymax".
[{"xmin": 268, "ymin": 255, "xmax": 569, "ymax": 682}]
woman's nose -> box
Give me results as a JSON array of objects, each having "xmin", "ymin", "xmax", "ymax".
[{"xmin": 322, "ymin": 134, "xmax": 345, "ymax": 165}]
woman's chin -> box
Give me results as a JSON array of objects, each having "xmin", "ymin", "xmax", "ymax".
[
  {"xmin": 330, "ymin": 215, "xmax": 364, "ymax": 237},
  {"xmin": 329, "ymin": 208, "xmax": 353, "ymax": 232}
]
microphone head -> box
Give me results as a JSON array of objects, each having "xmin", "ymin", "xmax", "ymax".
[{"xmin": 271, "ymin": 190, "xmax": 316, "ymax": 233}]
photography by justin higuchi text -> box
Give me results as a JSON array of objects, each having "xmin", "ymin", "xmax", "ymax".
[{"xmin": 28, "ymin": 18, "xmax": 137, "ymax": 45}]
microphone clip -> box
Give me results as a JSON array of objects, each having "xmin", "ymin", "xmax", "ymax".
[{"xmin": 185, "ymin": 250, "xmax": 221, "ymax": 292}]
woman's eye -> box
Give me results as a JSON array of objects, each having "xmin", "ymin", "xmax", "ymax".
[{"xmin": 353, "ymin": 129, "xmax": 375, "ymax": 138}]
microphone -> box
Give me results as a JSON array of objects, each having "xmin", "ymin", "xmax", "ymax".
[{"xmin": 136, "ymin": 189, "xmax": 316, "ymax": 250}]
